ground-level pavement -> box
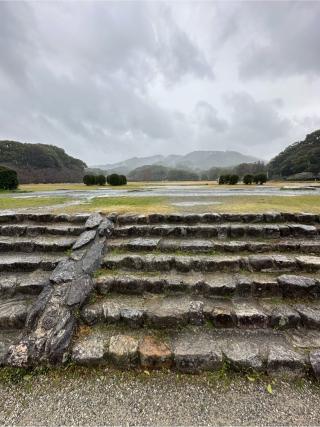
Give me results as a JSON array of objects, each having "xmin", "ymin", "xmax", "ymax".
[{"xmin": 1, "ymin": 367, "xmax": 320, "ymax": 426}]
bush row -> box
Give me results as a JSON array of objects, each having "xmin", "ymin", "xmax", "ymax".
[
  {"xmin": 83, "ymin": 173, "xmax": 127, "ymax": 186},
  {"xmin": 219, "ymin": 173, "xmax": 267, "ymax": 185}
]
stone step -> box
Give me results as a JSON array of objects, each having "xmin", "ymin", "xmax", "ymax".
[
  {"xmin": 0, "ymin": 330, "xmax": 22, "ymax": 365},
  {"xmin": 112, "ymin": 223, "xmax": 319, "ymax": 239},
  {"xmin": 108, "ymin": 237, "xmax": 320, "ymax": 254},
  {"xmin": 0, "ymin": 223, "xmax": 86, "ymax": 237},
  {"xmin": 95, "ymin": 271, "xmax": 320, "ymax": 299},
  {"xmin": 0, "ymin": 235, "xmax": 76, "ymax": 253},
  {"xmin": 0, "ymin": 212, "xmax": 90, "ymax": 224},
  {"xmin": 81, "ymin": 294, "xmax": 320, "ymax": 330},
  {"xmin": 0, "ymin": 296, "xmax": 35, "ymax": 329},
  {"xmin": 0, "ymin": 270, "xmax": 51, "ymax": 297},
  {"xmin": 71, "ymin": 325, "xmax": 314, "ymax": 377},
  {"xmin": 0, "ymin": 252, "xmax": 66, "ymax": 272},
  {"xmin": 115, "ymin": 212, "xmax": 320, "ymax": 225},
  {"xmin": 103, "ymin": 253, "xmax": 320, "ymax": 273}
]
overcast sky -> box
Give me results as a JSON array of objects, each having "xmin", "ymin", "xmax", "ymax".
[{"xmin": 1, "ymin": 1, "xmax": 320, "ymax": 165}]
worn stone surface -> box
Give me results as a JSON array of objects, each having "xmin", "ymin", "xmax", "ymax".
[
  {"xmin": 267, "ymin": 345, "xmax": 307, "ymax": 376},
  {"xmin": 233, "ymin": 302, "xmax": 267, "ymax": 328},
  {"xmin": 65, "ymin": 275, "xmax": 94, "ymax": 307},
  {"xmin": 222, "ymin": 341, "xmax": 263, "ymax": 371},
  {"xmin": 294, "ymin": 304, "xmax": 320, "ymax": 328},
  {"xmin": 81, "ymin": 240, "xmax": 105, "ymax": 274},
  {"xmin": 98, "ymin": 218, "xmax": 114, "ymax": 237},
  {"xmin": 108, "ymin": 334, "xmax": 139, "ymax": 367},
  {"xmin": 72, "ymin": 336, "xmax": 105, "ymax": 365},
  {"xmin": 173, "ymin": 334, "xmax": 222, "ymax": 373},
  {"xmin": 85, "ymin": 213, "xmax": 103, "ymax": 230},
  {"xmin": 139, "ymin": 336, "xmax": 172, "ymax": 368},
  {"xmin": 278, "ymin": 274, "xmax": 319, "ymax": 297},
  {"xmin": 0, "ymin": 298, "xmax": 32, "ymax": 329},
  {"xmin": 72, "ymin": 230, "xmax": 96, "ymax": 250},
  {"xmin": 310, "ymin": 349, "xmax": 320, "ymax": 379}
]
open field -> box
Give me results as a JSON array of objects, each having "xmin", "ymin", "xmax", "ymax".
[
  {"xmin": 1, "ymin": 181, "xmax": 320, "ymax": 214},
  {"xmin": 19, "ymin": 180, "xmax": 320, "ymax": 193}
]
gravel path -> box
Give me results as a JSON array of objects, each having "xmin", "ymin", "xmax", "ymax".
[{"xmin": 1, "ymin": 368, "xmax": 320, "ymax": 426}]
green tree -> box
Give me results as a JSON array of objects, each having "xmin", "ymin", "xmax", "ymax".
[
  {"xmin": 0, "ymin": 166, "xmax": 19, "ymax": 190},
  {"xmin": 243, "ymin": 174, "xmax": 253, "ymax": 185},
  {"xmin": 229, "ymin": 174, "xmax": 239, "ymax": 185}
]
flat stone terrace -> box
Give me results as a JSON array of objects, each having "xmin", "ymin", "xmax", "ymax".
[{"xmin": 74, "ymin": 212, "xmax": 320, "ymax": 377}]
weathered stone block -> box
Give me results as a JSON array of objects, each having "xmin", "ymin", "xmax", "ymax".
[
  {"xmin": 108, "ymin": 334, "xmax": 139, "ymax": 367},
  {"xmin": 139, "ymin": 336, "xmax": 172, "ymax": 368}
]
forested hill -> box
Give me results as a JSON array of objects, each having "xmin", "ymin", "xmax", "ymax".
[
  {"xmin": 268, "ymin": 130, "xmax": 320, "ymax": 179},
  {"xmin": 0, "ymin": 141, "xmax": 86, "ymax": 183}
]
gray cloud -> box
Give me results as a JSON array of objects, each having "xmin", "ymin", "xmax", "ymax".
[
  {"xmin": 0, "ymin": 1, "xmax": 319, "ymax": 164},
  {"xmin": 237, "ymin": 2, "xmax": 320, "ymax": 79}
]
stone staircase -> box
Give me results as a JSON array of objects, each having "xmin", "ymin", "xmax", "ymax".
[
  {"xmin": 73, "ymin": 213, "xmax": 320, "ymax": 377},
  {"xmin": 0, "ymin": 212, "xmax": 90, "ymax": 365}
]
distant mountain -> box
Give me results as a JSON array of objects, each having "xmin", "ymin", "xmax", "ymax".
[
  {"xmin": 93, "ymin": 150, "xmax": 260, "ymax": 174},
  {"xmin": 0, "ymin": 140, "xmax": 86, "ymax": 183},
  {"xmin": 268, "ymin": 129, "xmax": 320, "ymax": 179}
]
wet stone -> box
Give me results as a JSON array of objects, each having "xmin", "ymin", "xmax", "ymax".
[
  {"xmin": 222, "ymin": 341, "xmax": 263, "ymax": 371},
  {"xmin": 188, "ymin": 301, "xmax": 204, "ymax": 325},
  {"xmin": 173, "ymin": 334, "xmax": 222, "ymax": 373},
  {"xmin": 294, "ymin": 305, "xmax": 320, "ymax": 328},
  {"xmin": 267, "ymin": 344, "xmax": 307, "ymax": 377},
  {"xmin": 72, "ymin": 230, "xmax": 96, "ymax": 250},
  {"xmin": 108, "ymin": 334, "xmax": 139, "ymax": 367},
  {"xmin": 139, "ymin": 336, "xmax": 172, "ymax": 369},
  {"xmin": 277, "ymin": 274, "xmax": 318, "ymax": 298},
  {"xmin": 72, "ymin": 336, "xmax": 105, "ymax": 365},
  {"xmin": 233, "ymin": 302, "xmax": 268, "ymax": 328},
  {"xmin": 120, "ymin": 308, "xmax": 144, "ymax": 328},
  {"xmin": 262, "ymin": 303, "xmax": 300, "ymax": 329},
  {"xmin": 309, "ymin": 350, "xmax": 320, "ymax": 379},
  {"xmin": 296, "ymin": 256, "xmax": 320, "ymax": 271},
  {"xmin": 85, "ymin": 213, "xmax": 103, "ymax": 229},
  {"xmin": 209, "ymin": 302, "xmax": 234, "ymax": 327}
]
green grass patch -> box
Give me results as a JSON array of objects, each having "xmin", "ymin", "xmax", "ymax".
[
  {"xmin": 0, "ymin": 196, "xmax": 70, "ymax": 210},
  {"xmin": 63, "ymin": 196, "xmax": 173, "ymax": 215}
]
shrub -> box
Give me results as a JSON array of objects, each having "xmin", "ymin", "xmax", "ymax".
[
  {"xmin": 96, "ymin": 174, "xmax": 106, "ymax": 186},
  {"xmin": 0, "ymin": 166, "xmax": 19, "ymax": 190},
  {"xmin": 107, "ymin": 173, "xmax": 127, "ymax": 186},
  {"xmin": 83, "ymin": 174, "xmax": 96, "ymax": 186},
  {"xmin": 253, "ymin": 173, "xmax": 267, "ymax": 185},
  {"xmin": 219, "ymin": 175, "xmax": 230, "ymax": 184},
  {"xmin": 243, "ymin": 174, "xmax": 253, "ymax": 185},
  {"xmin": 229, "ymin": 174, "xmax": 239, "ymax": 185}
]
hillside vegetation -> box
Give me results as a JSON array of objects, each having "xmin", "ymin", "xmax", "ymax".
[
  {"xmin": 0, "ymin": 141, "xmax": 86, "ymax": 183},
  {"xmin": 268, "ymin": 129, "xmax": 320, "ymax": 179}
]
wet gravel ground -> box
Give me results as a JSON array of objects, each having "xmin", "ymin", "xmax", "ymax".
[{"xmin": 1, "ymin": 368, "xmax": 320, "ymax": 426}]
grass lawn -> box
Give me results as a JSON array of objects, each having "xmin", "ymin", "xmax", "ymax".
[
  {"xmin": 179, "ymin": 195, "xmax": 320, "ymax": 214},
  {"xmin": 0, "ymin": 196, "xmax": 70, "ymax": 210},
  {"xmin": 54, "ymin": 194, "xmax": 320, "ymax": 215},
  {"xmin": 59, "ymin": 196, "xmax": 172, "ymax": 215}
]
